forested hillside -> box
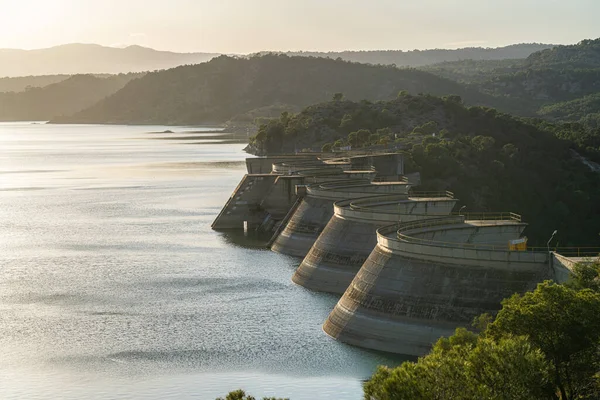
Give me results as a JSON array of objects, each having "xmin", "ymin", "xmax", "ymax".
[
  {"xmin": 538, "ymin": 93, "xmax": 600, "ymax": 128},
  {"xmin": 526, "ymin": 38, "xmax": 600, "ymax": 69},
  {"xmin": 0, "ymin": 73, "xmax": 141, "ymax": 121},
  {"xmin": 422, "ymin": 59, "xmax": 526, "ymax": 83},
  {"xmin": 0, "ymin": 75, "xmax": 71, "ymax": 92},
  {"xmin": 258, "ymin": 43, "xmax": 553, "ymax": 67},
  {"xmin": 250, "ymin": 94, "xmax": 600, "ymax": 247},
  {"xmin": 53, "ymin": 54, "xmax": 503, "ymax": 125},
  {"xmin": 424, "ymin": 39, "xmax": 600, "ymax": 123}
]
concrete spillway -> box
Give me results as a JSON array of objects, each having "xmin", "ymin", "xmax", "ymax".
[
  {"xmin": 323, "ymin": 214, "xmax": 551, "ymax": 356},
  {"xmin": 270, "ymin": 181, "xmax": 411, "ymax": 257},
  {"xmin": 292, "ymin": 193, "xmax": 459, "ymax": 294}
]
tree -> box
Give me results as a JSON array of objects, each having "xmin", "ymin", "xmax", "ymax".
[
  {"xmin": 216, "ymin": 390, "xmax": 288, "ymax": 400},
  {"xmin": 369, "ymin": 133, "xmax": 380, "ymax": 145},
  {"xmin": 333, "ymin": 92, "xmax": 344, "ymax": 102},
  {"xmin": 364, "ymin": 328, "xmax": 550, "ymax": 400},
  {"xmin": 340, "ymin": 113, "xmax": 354, "ymax": 130},
  {"xmin": 333, "ymin": 139, "xmax": 345, "ymax": 148},
  {"xmin": 321, "ymin": 143, "xmax": 333, "ymax": 152},
  {"xmin": 356, "ymin": 129, "xmax": 371, "ymax": 146},
  {"xmin": 471, "ymin": 135, "xmax": 496, "ymax": 152},
  {"xmin": 420, "ymin": 121, "xmax": 438, "ymax": 135},
  {"xmin": 347, "ymin": 131, "xmax": 359, "ymax": 148},
  {"xmin": 365, "ymin": 280, "xmax": 600, "ymax": 400},
  {"xmin": 488, "ymin": 281, "xmax": 600, "ymax": 400},
  {"xmin": 566, "ymin": 261, "xmax": 600, "ymax": 292}
]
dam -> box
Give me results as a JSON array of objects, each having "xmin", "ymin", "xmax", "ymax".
[
  {"xmin": 212, "ymin": 153, "xmax": 406, "ymax": 231},
  {"xmin": 213, "ymin": 152, "xmax": 596, "ymax": 358},
  {"xmin": 269, "ymin": 180, "xmax": 411, "ymax": 257},
  {"xmin": 292, "ymin": 193, "xmax": 459, "ymax": 294},
  {"xmin": 322, "ymin": 214, "xmax": 552, "ymax": 356}
]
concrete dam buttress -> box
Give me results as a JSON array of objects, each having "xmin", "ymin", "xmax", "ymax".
[
  {"xmin": 269, "ymin": 181, "xmax": 411, "ymax": 258},
  {"xmin": 292, "ymin": 193, "xmax": 459, "ymax": 294},
  {"xmin": 212, "ymin": 154, "xmax": 406, "ymax": 231},
  {"xmin": 323, "ymin": 215, "xmax": 552, "ymax": 356}
]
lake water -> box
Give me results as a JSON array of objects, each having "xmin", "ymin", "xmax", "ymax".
[{"xmin": 0, "ymin": 123, "xmax": 403, "ymax": 399}]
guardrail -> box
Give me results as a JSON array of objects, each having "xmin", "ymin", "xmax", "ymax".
[
  {"xmin": 447, "ymin": 211, "xmax": 522, "ymax": 222},
  {"xmin": 542, "ymin": 248, "xmax": 600, "ymax": 257},
  {"xmin": 393, "ymin": 215, "xmax": 525, "ymax": 251},
  {"xmin": 346, "ymin": 197, "xmax": 454, "ymax": 213},
  {"xmin": 342, "ymin": 166, "xmax": 377, "ymax": 172},
  {"xmin": 408, "ymin": 190, "xmax": 454, "ymax": 199},
  {"xmin": 375, "ymin": 218, "xmax": 600, "ymax": 258}
]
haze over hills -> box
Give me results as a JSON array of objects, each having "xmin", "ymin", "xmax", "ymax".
[
  {"xmin": 0, "ymin": 43, "xmax": 554, "ymax": 78},
  {"xmin": 260, "ymin": 43, "xmax": 555, "ymax": 67},
  {"xmin": 5, "ymin": 38, "xmax": 600, "ymax": 135},
  {"xmin": 0, "ymin": 73, "xmax": 141, "ymax": 121},
  {"xmin": 0, "ymin": 44, "xmax": 220, "ymax": 77},
  {"xmin": 0, "ymin": 75, "xmax": 72, "ymax": 93},
  {"xmin": 51, "ymin": 54, "xmax": 506, "ymax": 125}
]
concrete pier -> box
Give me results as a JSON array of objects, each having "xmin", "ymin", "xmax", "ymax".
[
  {"xmin": 293, "ymin": 193, "xmax": 458, "ymax": 294},
  {"xmin": 270, "ymin": 181, "xmax": 411, "ymax": 257},
  {"xmin": 323, "ymin": 215, "xmax": 551, "ymax": 356}
]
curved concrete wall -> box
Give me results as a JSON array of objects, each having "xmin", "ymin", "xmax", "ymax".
[
  {"xmin": 293, "ymin": 195, "xmax": 458, "ymax": 294},
  {"xmin": 323, "ymin": 218, "xmax": 550, "ymax": 356},
  {"xmin": 270, "ymin": 181, "xmax": 411, "ymax": 257}
]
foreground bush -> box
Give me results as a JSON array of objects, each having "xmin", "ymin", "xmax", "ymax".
[{"xmin": 365, "ymin": 267, "xmax": 600, "ymax": 400}]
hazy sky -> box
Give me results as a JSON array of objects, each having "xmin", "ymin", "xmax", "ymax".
[{"xmin": 0, "ymin": 0, "xmax": 598, "ymax": 53}]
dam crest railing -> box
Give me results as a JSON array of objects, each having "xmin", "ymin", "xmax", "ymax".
[{"xmin": 377, "ymin": 216, "xmax": 599, "ymax": 257}]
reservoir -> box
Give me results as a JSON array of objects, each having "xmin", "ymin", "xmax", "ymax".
[{"xmin": 0, "ymin": 123, "xmax": 402, "ymax": 399}]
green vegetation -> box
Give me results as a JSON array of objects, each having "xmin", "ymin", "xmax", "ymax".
[
  {"xmin": 216, "ymin": 390, "xmax": 287, "ymax": 400},
  {"xmin": 423, "ymin": 58, "xmax": 526, "ymax": 83},
  {"xmin": 422, "ymin": 39, "xmax": 600, "ymax": 149},
  {"xmin": 250, "ymin": 94, "xmax": 600, "ymax": 247},
  {"xmin": 527, "ymin": 38, "xmax": 600, "ymax": 69},
  {"xmin": 0, "ymin": 73, "xmax": 140, "ymax": 121},
  {"xmin": 365, "ymin": 265, "xmax": 600, "ymax": 400},
  {"xmin": 54, "ymin": 54, "xmax": 501, "ymax": 125},
  {"xmin": 538, "ymin": 93, "xmax": 600, "ymax": 126}
]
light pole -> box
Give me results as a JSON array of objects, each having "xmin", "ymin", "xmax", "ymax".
[
  {"xmin": 547, "ymin": 230, "xmax": 558, "ymax": 253},
  {"xmin": 459, "ymin": 205, "xmax": 467, "ymax": 216}
]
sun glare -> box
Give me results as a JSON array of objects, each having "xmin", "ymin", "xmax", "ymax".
[{"xmin": 0, "ymin": 0, "xmax": 67, "ymax": 48}]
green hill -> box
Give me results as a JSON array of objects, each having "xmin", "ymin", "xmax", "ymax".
[
  {"xmin": 250, "ymin": 94, "xmax": 600, "ymax": 247},
  {"xmin": 538, "ymin": 93, "xmax": 600, "ymax": 127},
  {"xmin": 421, "ymin": 59, "xmax": 526, "ymax": 84},
  {"xmin": 53, "ymin": 54, "xmax": 507, "ymax": 125},
  {"xmin": 0, "ymin": 75, "xmax": 71, "ymax": 93},
  {"xmin": 420, "ymin": 39, "xmax": 600, "ymax": 136},
  {"xmin": 0, "ymin": 73, "xmax": 141, "ymax": 121},
  {"xmin": 526, "ymin": 38, "xmax": 600, "ymax": 69}
]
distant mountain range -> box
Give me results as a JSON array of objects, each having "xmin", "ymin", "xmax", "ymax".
[
  {"xmin": 0, "ymin": 44, "xmax": 220, "ymax": 77},
  {"xmin": 0, "ymin": 43, "xmax": 554, "ymax": 78},
  {"xmin": 257, "ymin": 43, "xmax": 555, "ymax": 67}
]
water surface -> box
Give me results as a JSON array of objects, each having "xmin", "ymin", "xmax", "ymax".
[{"xmin": 0, "ymin": 123, "xmax": 403, "ymax": 399}]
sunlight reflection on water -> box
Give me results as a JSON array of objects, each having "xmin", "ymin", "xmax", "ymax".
[{"xmin": 0, "ymin": 123, "xmax": 405, "ymax": 399}]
